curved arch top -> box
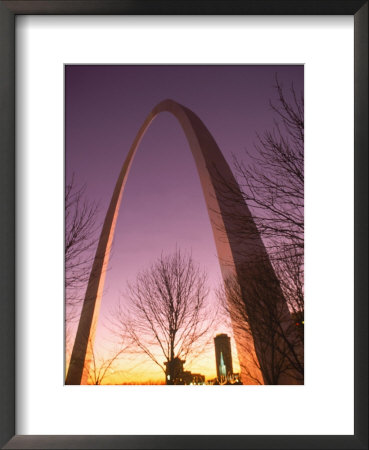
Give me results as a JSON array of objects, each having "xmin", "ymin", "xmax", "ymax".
[{"xmin": 66, "ymin": 99, "xmax": 299, "ymax": 385}]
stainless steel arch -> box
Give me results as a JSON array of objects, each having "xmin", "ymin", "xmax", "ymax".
[{"xmin": 66, "ymin": 99, "xmax": 300, "ymax": 385}]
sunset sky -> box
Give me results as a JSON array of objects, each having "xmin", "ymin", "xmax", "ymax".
[{"xmin": 65, "ymin": 65, "xmax": 304, "ymax": 384}]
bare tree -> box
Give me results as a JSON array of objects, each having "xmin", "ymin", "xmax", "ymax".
[
  {"xmin": 239, "ymin": 76, "xmax": 304, "ymax": 312},
  {"xmin": 65, "ymin": 176, "xmax": 99, "ymax": 359},
  {"xmin": 85, "ymin": 338, "xmax": 127, "ymax": 385},
  {"xmin": 216, "ymin": 76, "xmax": 304, "ymax": 384},
  {"xmin": 236, "ymin": 77, "xmax": 303, "ymax": 250},
  {"xmin": 65, "ymin": 176, "xmax": 99, "ymax": 297},
  {"xmin": 111, "ymin": 250, "xmax": 215, "ymax": 384},
  {"xmin": 219, "ymin": 265, "xmax": 304, "ymax": 385}
]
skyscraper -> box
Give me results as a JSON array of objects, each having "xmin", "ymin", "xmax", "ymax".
[{"xmin": 214, "ymin": 333, "xmax": 233, "ymax": 380}]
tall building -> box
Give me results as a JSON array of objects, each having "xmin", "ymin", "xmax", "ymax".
[{"xmin": 214, "ymin": 333, "xmax": 233, "ymax": 380}]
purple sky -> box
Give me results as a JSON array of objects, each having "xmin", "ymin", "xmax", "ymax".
[{"xmin": 65, "ymin": 65, "xmax": 303, "ymax": 380}]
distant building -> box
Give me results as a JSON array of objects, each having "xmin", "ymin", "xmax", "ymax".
[
  {"xmin": 207, "ymin": 373, "xmax": 242, "ymax": 385},
  {"xmin": 214, "ymin": 333, "xmax": 233, "ymax": 380},
  {"xmin": 164, "ymin": 357, "xmax": 205, "ymax": 385},
  {"xmin": 165, "ymin": 357, "xmax": 185, "ymax": 384},
  {"xmin": 179, "ymin": 371, "xmax": 205, "ymax": 385}
]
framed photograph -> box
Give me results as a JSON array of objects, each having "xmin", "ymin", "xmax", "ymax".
[
  {"xmin": 64, "ymin": 64, "xmax": 305, "ymax": 389},
  {"xmin": 0, "ymin": 1, "xmax": 367, "ymax": 449}
]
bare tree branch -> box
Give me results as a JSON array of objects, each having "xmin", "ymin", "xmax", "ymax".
[
  {"xmin": 215, "ymin": 75, "xmax": 304, "ymax": 384},
  {"xmin": 65, "ymin": 175, "xmax": 99, "ymax": 361},
  {"xmin": 110, "ymin": 249, "xmax": 216, "ymax": 384}
]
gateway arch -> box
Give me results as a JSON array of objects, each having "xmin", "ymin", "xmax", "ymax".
[{"xmin": 66, "ymin": 99, "xmax": 301, "ymax": 385}]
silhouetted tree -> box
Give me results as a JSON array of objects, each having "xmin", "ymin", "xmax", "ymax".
[
  {"xmin": 216, "ymin": 77, "xmax": 304, "ymax": 383},
  {"xmin": 85, "ymin": 338, "xmax": 126, "ymax": 385},
  {"xmin": 65, "ymin": 176, "xmax": 99, "ymax": 360},
  {"xmin": 111, "ymin": 250, "xmax": 215, "ymax": 384},
  {"xmin": 65, "ymin": 176, "xmax": 98, "ymax": 297},
  {"xmin": 239, "ymin": 77, "xmax": 303, "ymax": 301},
  {"xmin": 219, "ymin": 266, "xmax": 303, "ymax": 385}
]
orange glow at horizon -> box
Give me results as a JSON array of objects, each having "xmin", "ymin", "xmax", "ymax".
[{"xmin": 66, "ymin": 324, "xmax": 241, "ymax": 385}]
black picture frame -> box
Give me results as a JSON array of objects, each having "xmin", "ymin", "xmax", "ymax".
[{"xmin": 0, "ymin": 1, "xmax": 367, "ymax": 449}]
